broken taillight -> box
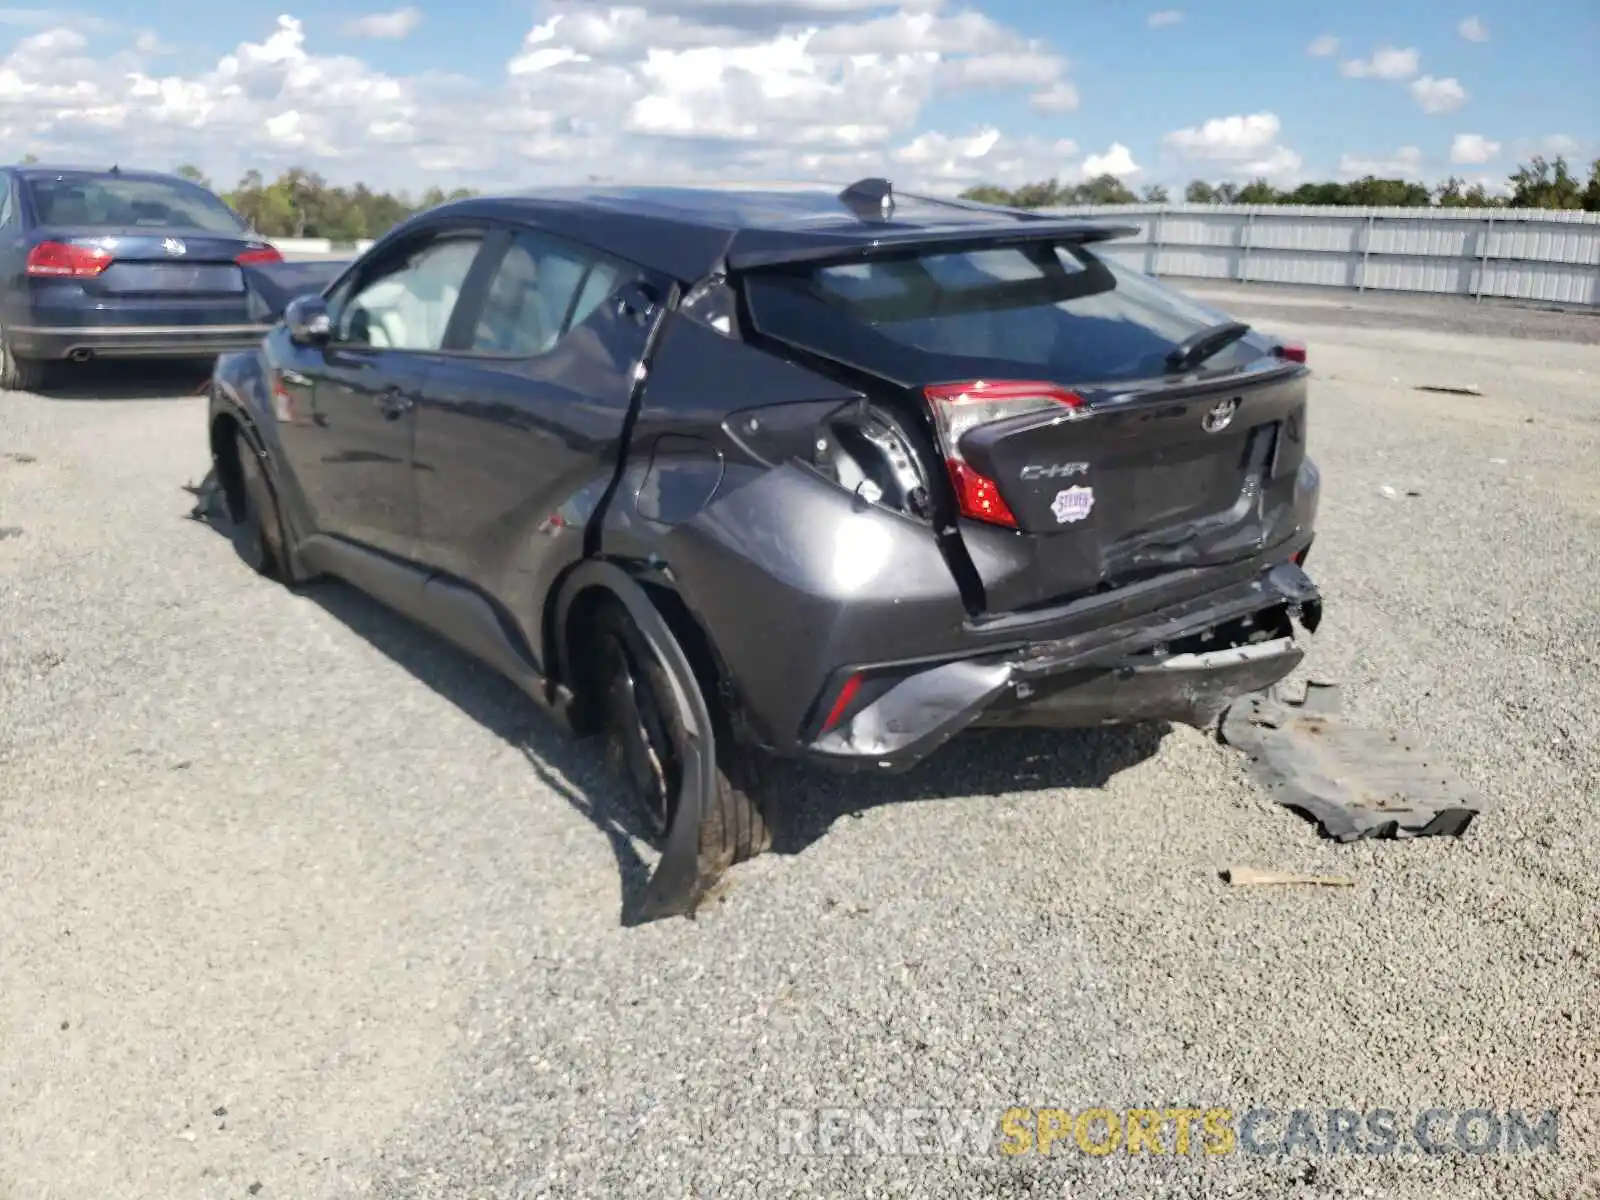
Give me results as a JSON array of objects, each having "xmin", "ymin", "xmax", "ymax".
[
  {"xmin": 1274, "ymin": 342, "xmax": 1307, "ymax": 364},
  {"xmin": 922, "ymin": 380, "xmax": 1087, "ymax": 529},
  {"xmin": 269, "ymin": 371, "xmax": 297, "ymax": 423},
  {"xmin": 26, "ymin": 241, "xmax": 113, "ymax": 278}
]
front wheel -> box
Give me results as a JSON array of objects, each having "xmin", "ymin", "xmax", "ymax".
[
  {"xmin": 231, "ymin": 428, "xmax": 290, "ymax": 580},
  {"xmin": 590, "ymin": 600, "xmax": 772, "ymax": 875}
]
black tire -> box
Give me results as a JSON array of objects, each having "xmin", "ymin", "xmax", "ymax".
[
  {"xmin": 231, "ymin": 427, "xmax": 288, "ymax": 580},
  {"xmin": 0, "ymin": 331, "xmax": 47, "ymax": 392},
  {"xmin": 590, "ymin": 599, "xmax": 771, "ymax": 871}
]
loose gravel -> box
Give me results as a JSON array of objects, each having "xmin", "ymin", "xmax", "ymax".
[{"xmin": 2, "ymin": 290, "xmax": 1597, "ymax": 1200}]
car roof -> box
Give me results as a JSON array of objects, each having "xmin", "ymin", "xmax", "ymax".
[
  {"xmin": 11, "ymin": 164, "xmax": 198, "ymax": 184},
  {"xmin": 424, "ymin": 180, "xmax": 1125, "ymax": 284}
]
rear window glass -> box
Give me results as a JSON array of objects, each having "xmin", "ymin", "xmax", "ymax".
[
  {"xmin": 24, "ymin": 174, "xmax": 247, "ymax": 234},
  {"xmin": 744, "ymin": 243, "xmax": 1263, "ymax": 386}
]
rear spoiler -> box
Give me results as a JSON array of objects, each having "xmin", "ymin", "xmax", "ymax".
[{"xmin": 724, "ymin": 220, "xmax": 1139, "ymax": 272}]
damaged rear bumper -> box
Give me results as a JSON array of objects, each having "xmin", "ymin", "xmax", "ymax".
[{"xmin": 801, "ymin": 561, "xmax": 1322, "ymax": 773}]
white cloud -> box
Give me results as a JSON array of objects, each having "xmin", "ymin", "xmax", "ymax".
[
  {"xmin": 1450, "ymin": 133, "xmax": 1499, "ymax": 164},
  {"xmin": 0, "ymin": 8, "xmax": 1095, "ymax": 196},
  {"xmin": 1147, "ymin": 10, "xmax": 1183, "ymax": 28},
  {"xmin": 1338, "ymin": 146, "xmax": 1424, "ymax": 179},
  {"xmin": 342, "ymin": 8, "xmax": 423, "ymax": 39},
  {"xmin": 132, "ymin": 30, "xmax": 172, "ymax": 55},
  {"xmin": 1410, "ymin": 75, "xmax": 1467, "ymax": 114},
  {"xmin": 1307, "ymin": 34, "xmax": 1339, "ymax": 57},
  {"xmin": 1029, "ymin": 80, "xmax": 1079, "ymax": 112},
  {"xmin": 1457, "ymin": 16, "xmax": 1489, "ymax": 42},
  {"xmin": 1162, "ymin": 112, "xmax": 1302, "ymax": 182},
  {"xmin": 1339, "ymin": 45, "xmax": 1420, "ymax": 80},
  {"xmin": 1165, "ymin": 112, "xmax": 1280, "ymax": 157},
  {"xmin": 1082, "ymin": 142, "xmax": 1140, "ymax": 177}
]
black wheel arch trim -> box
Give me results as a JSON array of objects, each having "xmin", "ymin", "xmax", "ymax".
[
  {"xmin": 551, "ymin": 558, "xmax": 715, "ymax": 924},
  {"xmin": 209, "ymin": 382, "xmax": 310, "ymax": 581}
]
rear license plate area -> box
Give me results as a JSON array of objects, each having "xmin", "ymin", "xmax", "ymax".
[
  {"xmin": 1122, "ymin": 454, "xmax": 1230, "ymax": 528},
  {"xmin": 104, "ymin": 264, "xmax": 245, "ymax": 294}
]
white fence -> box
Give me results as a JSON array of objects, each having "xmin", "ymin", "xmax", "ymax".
[
  {"xmin": 1039, "ymin": 204, "xmax": 1600, "ymax": 307},
  {"xmin": 271, "ymin": 206, "xmax": 1600, "ymax": 307}
]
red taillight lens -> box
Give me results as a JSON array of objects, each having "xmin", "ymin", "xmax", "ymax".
[
  {"xmin": 25, "ymin": 241, "xmax": 113, "ymax": 278},
  {"xmin": 922, "ymin": 380, "xmax": 1087, "ymax": 529},
  {"xmin": 946, "ymin": 459, "xmax": 1017, "ymax": 527},
  {"xmin": 1274, "ymin": 342, "xmax": 1307, "ymax": 364},
  {"xmin": 236, "ymin": 246, "xmax": 284, "ymax": 266},
  {"xmin": 820, "ymin": 672, "xmax": 863, "ymax": 734}
]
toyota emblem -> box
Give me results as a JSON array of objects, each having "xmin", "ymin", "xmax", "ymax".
[{"xmin": 1202, "ymin": 397, "xmax": 1240, "ymax": 433}]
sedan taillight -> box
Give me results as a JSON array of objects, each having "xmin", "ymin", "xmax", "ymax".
[
  {"xmin": 236, "ymin": 246, "xmax": 284, "ymax": 266},
  {"xmin": 26, "ymin": 241, "xmax": 114, "ymax": 278}
]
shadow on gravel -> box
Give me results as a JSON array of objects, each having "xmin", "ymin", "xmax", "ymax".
[
  {"xmin": 304, "ymin": 576, "xmax": 1167, "ymax": 912},
  {"xmin": 188, "ymin": 478, "xmax": 1166, "ymax": 920},
  {"xmin": 25, "ymin": 359, "xmax": 213, "ymax": 401},
  {"xmin": 300, "ymin": 579, "xmax": 672, "ymax": 900}
]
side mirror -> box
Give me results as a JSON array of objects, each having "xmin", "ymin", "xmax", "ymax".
[
  {"xmin": 614, "ymin": 281, "xmax": 660, "ymax": 325},
  {"xmin": 284, "ymin": 294, "xmax": 332, "ymax": 345}
]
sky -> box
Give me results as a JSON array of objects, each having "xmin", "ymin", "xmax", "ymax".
[{"xmin": 0, "ymin": 0, "xmax": 1594, "ymax": 196}]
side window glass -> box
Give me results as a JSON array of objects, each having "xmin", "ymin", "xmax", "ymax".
[
  {"xmin": 469, "ymin": 231, "xmax": 622, "ymax": 356},
  {"xmin": 0, "ymin": 182, "xmax": 13, "ymax": 229},
  {"xmin": 335, "ymin": 235, "xmax": 481, "ymax": 351}
]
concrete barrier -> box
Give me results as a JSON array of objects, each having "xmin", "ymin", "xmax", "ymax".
[{"xmin": 271, "ymin": 237, "xmax": 375, "ymax": 258}]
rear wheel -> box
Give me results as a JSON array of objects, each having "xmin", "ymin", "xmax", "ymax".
[
  {"xmin": 0, "ymin": 330, "xmax": 47, "ymax": 392},
  {"xmin": 590, "ymin": 600, "xmax": 771, "ymax": 870},
  {"xmin": 231, "ymin": 427, "xmax": 289, "ymax": 580}
]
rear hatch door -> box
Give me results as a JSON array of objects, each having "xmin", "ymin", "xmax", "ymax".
[{"xmin": 740, "ymin": 235, "xmax": 1312, "ymax": 614}]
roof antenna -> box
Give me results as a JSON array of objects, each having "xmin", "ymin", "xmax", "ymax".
[{"xmin": 839, "ymin": 177, "xmax": 894, "ymax": 220}]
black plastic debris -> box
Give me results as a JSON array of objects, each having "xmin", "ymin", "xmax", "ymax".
[
  {"xmin": 183, "ymin": 470, "xmax": 226, "ymax": 523},
  {"xmin": 1220, "ymin": 681, "xmax": 1484, "ymax": 840}
]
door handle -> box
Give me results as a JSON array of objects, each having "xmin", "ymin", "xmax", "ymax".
[{"xmin": 375, "ymin": 387, "xmax": 414, "ymax": 420}]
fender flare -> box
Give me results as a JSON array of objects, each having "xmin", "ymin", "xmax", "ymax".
[
  {"xmin": 209, "ymin": 386, "xmax": 309, "ymax": 582},
  {"xmin": 551, "ymin": 559, "xmax": 716, "ymax": 924}
]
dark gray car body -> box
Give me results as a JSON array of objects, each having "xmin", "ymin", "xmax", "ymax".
[{"xmin": 206, "ymin": 181, "xmax": 1323, "ymax": 784}]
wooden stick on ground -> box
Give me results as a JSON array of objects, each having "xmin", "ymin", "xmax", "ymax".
[{"xmin": 1224, "ymin": 866, "xmax": 1356, "ymax": 888}]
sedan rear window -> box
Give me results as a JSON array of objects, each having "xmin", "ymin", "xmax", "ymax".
[
  {"xmin": 23, "ymin": 173, "xmax": 248, "ymax": 234},
  {"xmin": 744, "ymin": 243, "xmax": 1263, "ymax": 386}
]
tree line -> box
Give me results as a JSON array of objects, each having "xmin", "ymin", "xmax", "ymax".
[
  {"xmin": 174, "ymin": 165, "xmax": 479, "ymax": 241},
  {"xmin": 960, "ymin": 156, "xmax": 1600, "ymax": 211},
  {"xmin": 152, "ymin": 154, "xmax": 1600, "ymax": 242}
]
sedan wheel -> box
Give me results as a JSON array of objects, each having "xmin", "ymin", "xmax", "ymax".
[{"xmin": 0, "ymin": 330, "xmax": 46, "ymax": 392}]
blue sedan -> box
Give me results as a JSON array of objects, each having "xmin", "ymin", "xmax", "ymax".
[{"xmin": 0, "ymin": 164, "xmax": 286, "ymax": 389}]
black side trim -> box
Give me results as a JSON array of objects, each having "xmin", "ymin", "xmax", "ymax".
[{"xmin": 295, "ymin": 533, "xmax": 568, "ymax": 721}]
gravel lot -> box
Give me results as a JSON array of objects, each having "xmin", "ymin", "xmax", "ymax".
[{"xmin": 2, "ymin": 283, "xmax": 1597, "ymax": 1200}]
